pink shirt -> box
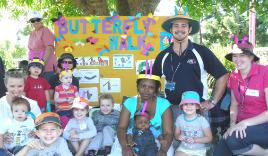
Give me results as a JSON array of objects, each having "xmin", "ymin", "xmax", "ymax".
[
  {"xmin": 28, "ymin": 26, "xmax": 57, "ymax": 72},
  {"xmin": 228, "ymin": 63, "xmax": 268, "ymax": 122}
]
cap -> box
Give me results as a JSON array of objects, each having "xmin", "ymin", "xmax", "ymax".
[
  {"xmin": 35, "ymin": 112, "xmax": 61, "ymax": 128},
  {"xmin": 179, "ymin": 91, "xmax": 201, "ymax": 109},
  {"xmin": 28, "ymin": 11, "xmax": 42, "ymax": 21}
]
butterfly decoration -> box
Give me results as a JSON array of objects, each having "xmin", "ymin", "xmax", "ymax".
[
  {"xmin": 52, "ymin": 12, "xmax": 67, "ymax": 28},
  {"xmin": 124, "ymin": 25, "xmax": 131, "ymax": 34},
  {"xmin": 147, "ymin": 13, "xmax": 159, "ymax": 21},
  {"xmin": 98, "ymin": 45, "xmax": 110, "ymax": 56},
  {"xmin": 63, "ymin": 46, "xmax": 74, "ymax": 52},
  {"xmin": 230, "ymin": 34, "xmax": 253, "ymax": 49},
  {"xmin": 146, "ymin": 32, "xmax": 154, "ymax": 37},
  {"xmin": 141, "ymin": 43, "xmax": 154, "ymax": 56},
  {"xmin": 128, "ymin": 12, "xmax": 142, "ymax": 21},
  {"xmin": 86, "ymin": 37, "xmax": 99, "ymax": 45},
  {"xmin": 87, "ymin": 15, "xmax": 98, "ymax": 24},
  {"xmin": 56, "ymin": 35, "xmax": 65, "ymax": 43},
  {"xmin": 105, "ymin": 11, "xmax": 119, "ymax": 23}
]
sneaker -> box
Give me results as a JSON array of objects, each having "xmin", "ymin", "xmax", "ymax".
[
  {"xmin": 87, "ymin": 150, "xmax": 96, "ymax": 156},
  {"xmin": 104, "ymin": 146, "xmax": 112, "ymax": 155}
]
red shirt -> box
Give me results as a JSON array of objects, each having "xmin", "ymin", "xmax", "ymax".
[
  {"xmin": 228, "ymin": 63, "xmax": 268, "ymax": 122},
  {"xmin": 24, "ymin": 76, "xmax": 51, "ymax": 109},
  {"xmin": 55, "ymin": 84, "xmax": 78, "ymax": 111},
  {"xmin": 28, "ymin": 26, "xmax": 57, "ymax": 72}
]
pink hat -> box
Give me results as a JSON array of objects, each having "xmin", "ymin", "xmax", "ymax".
[{"xmin": 179, "ymin": 91, "xmax": 201, "ymax": 109}]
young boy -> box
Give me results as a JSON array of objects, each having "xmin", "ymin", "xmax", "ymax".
[
  {"xmin": 24, "ymin": 58, "xmax": 51, "ymax": 112},
  {"xmin": 174, "ymin": 91, "xmax": 212, "ymax": 156},
  {"xmin": 63, "ymin": 97, "xmax": 97, "ymax": 156},
  {"xmin": 87, "ymin": 94, "xmax": 120, "ymax": 156},
  {"xmin": 0, "ymin": 97, "xmax": 35, "ymax": 154},
  {"xmin": 15, "ymin": 112, "xmax": 72, "ymax": 156},
  {"xmin": 127, "ymin": 111, "xmax": 158, "ymax": 156}
]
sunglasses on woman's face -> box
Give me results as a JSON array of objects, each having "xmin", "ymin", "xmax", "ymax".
[
  {"xmin": 63, "ymin": 61, "xmax": 73, "ymax": 64},
  {"xmin": 30, "ymin": 18, "xmax": 41, "ymax": 23}
]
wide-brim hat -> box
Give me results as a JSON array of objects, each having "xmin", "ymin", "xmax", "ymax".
[
  {"xmin": 35, "ymin": 112, "xmax": 61, "ymax": 128},
  {"xmin": 225, "ymin": 44, "xmax": 260, "ymax": 62},
  {"xmin": 57, "ymin": 53, "xmax": 77, "ymax": 69},
  {"xmin": 179, "ymin": 91, "xmax": 201, "ymax": 109},
  {"xmin": 162, "ymin": 12, "xmax": 200, "ymax": 35},
  {"xmin": 28, "ymin": 10, "xmax": 42, "ymax": 21}
]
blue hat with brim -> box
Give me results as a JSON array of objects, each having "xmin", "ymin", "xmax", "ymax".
[{"xmin": 179, "ymin": 91, "xmax": 201, "ymax": 109}]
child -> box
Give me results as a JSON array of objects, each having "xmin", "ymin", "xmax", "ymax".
[
  {"xmin": 63, "ymin": 97, "xmax": 97, "ymax": 156},
  {"xmin": 0, "ymin": 97, "xmax": 35, "ymax": 154},
  {"xmin": 126, "ymin": 111, "xmax": 158, "ymax": 156},
  {"xmin": 54, "ymin": 69, "xmax": 79, "ymax": 128},
  {"xmin": 24, "ymin": 58, "xmax": 51, "ymax": 112},
  {"xmin": 174, "ymin": 91, "xmax": 212, "ymax": 156},
  {"xmin": 15, "ymin": 112, "xmax": 72, "ymax": 156},
  {"xmin": 87, "ymin": 94, "xmax": 120, "ymax": 156}
]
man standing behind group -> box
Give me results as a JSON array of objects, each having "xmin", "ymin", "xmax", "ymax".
[{"xmin": 153, "ymin": 12, "xmax": 228, "ymax": 119}]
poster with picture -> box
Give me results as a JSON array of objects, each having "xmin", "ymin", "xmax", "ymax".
[
  {"xmin": 79, "ymin": 87, "xmax": 98, "ymax": 102},
  {"xmin": 113, "ymin": 54, "xmax": 134, "ymax": 69},
  {"xmin": 76, "ymin": 56, "xmax": 109, "ymax": 67},
  {"xmin": 72, "ymin": 69, "xmax": 99, "ymax": 84},
  {"xmin": 100, "ymin": 78, "xmax": 121, "ymax": 93}
]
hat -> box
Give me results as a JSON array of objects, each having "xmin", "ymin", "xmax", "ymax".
[
  {"xmin": 57, "ymin": 53, "xmax": 77, "ymax": 69},
  {"xmin": 35, "ymin": 112, "xmax": 61, "ymax": 128},
  {"xmin": 28, "ymin": 58, "xmax": 44, "ymax": 70},
  {"xmin": 225, "ymin": 45, "xmax": 259, "ymax": 62},
  {"xmin": 72, "ymin": 97, "xmax": 92, "ymax": 109},
  {"xmin": 162, "ymin": 11, "xmax": 200, "ymax": 35},
  {"xmin": 28, "ymin": 11, "xmax": 42, "ymax": 21},
  {"xmin": 179, "ymin": 91, "xmax": 201, "ymax": 109}
]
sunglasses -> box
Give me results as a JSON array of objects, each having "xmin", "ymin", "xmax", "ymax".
[
  {"xmin": 30, "ymin": 18, "xmax": 41, "ymax": 23},
  {"xmin": 63, "ymin": 61, "xmax": 73, "ymax": 64}
]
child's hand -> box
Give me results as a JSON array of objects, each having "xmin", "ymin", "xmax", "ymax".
[
  {"xmin": 68, "ymin": 97, "xmax": 74, "ymax": 104},
  {"xmin": 185, "ymin": 137, "xmax": 195, "ymax": 144},
  {"xmin": 28, "ymin": 131, "xmax": 36, "ymax": 138},
  {"xmin": 3, "ymin": 132, "xmax": 14, "ymax": 144},
  {"xmin": 178, "ymin": 135, "xmax": 186, "ymax": 141},
  {"xmin": 27, "ymin": 140, "xmax": 45, "ymax": 150},
  {"xmin": 69, "ymin": 130, "xmax": 79, "ymax": 141}
]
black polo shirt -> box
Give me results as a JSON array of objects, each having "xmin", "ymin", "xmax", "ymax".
[{"xmin": 153, "ymin": 40, "xmax": 227, "ymax": 105}]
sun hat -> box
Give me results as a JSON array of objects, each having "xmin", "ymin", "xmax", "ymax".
[
  {"xmin": 179, "ymin": 91, "xmax": 201, "ymax": 109},
  {"xmin": 28, "ymin": 10, "xmax": 42, "ymax": 21},
  {"xmin": 162, "ymin": 11, "xmax": 200, "ymax": 35},
  {"xmin": 72, "ymin": 97, "xmax": 92, "ymax": 109},
  {"xmin": 225, "ymin": 35, "xmax": 259, "ymax": 62},
  {"xmin": 35, "ymin": 112, "xmax": 61, "ymax": 128}
]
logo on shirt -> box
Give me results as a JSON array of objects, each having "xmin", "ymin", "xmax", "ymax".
[{"xmin": 187, "ymin": 59, "xmax": 197, "ymax": 64}]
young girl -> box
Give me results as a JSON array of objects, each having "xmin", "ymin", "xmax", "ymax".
[
  {"xmin": 54, "ymin": 69, "xmax": 79, "ymax": 128},
  {"xmin": 63, "ymin": 97, "xmax": 97, "ymax": 156},
  {"xmin": 174, "ymin": 91, "xmax": 212, "ymax": 156},
  {"xmin": 0, "ymin": 97, "xmax": 35, "ymax": 154},
  {"xmin": 24, "ymin": 58, "xmax": 51, "ymax": 112}
]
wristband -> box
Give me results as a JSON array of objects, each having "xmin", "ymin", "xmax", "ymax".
[{"xmin": 209, "ymin": 98, "xmax": 217, "ymax": 106}]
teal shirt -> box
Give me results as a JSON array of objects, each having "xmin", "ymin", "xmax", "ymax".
[{"xmin": 124, "ymin": 96, "xmax": 171, "ymax": 136}]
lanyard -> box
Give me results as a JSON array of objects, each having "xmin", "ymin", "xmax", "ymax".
[
  {"xmin": 170, "ymin": 50, "xmax": 188, "ymax": 81},
  {"xmin": 238, "ymin": 77, "xmax": 251, "ymax": 111}
]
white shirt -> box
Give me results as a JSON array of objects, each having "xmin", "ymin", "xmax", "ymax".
[{"xmin": 0, "ymin": 95, "xmax": 41, "ymax": 123}]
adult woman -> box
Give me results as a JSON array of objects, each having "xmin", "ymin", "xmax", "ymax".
[
  {"xmin": 213, "ymin": 38, "xmax": 268, "ymax": 156},
  {"xmin": 28, "ymin": 10, "xmax": 57, "ymax": 81},
  {"xmin": 117, "ymin": 71, "xmax": 173, "ymax": 156}
]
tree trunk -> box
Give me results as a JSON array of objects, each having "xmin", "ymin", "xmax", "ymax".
[
  {"xmin": 73, "ymin": 0, "xmax": 110, "ymax": 15},
  {"xmin": 117, "ymin": 0, "xmax": 160, "ymax": 16}
]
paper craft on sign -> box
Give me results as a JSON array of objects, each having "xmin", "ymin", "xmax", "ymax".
[
  {"xmin": 100, "ymin": 78, "xmax": 121, "ymax": 93},
  {"xmin": 72, "ymin": 69, "xmax": 99, "ymax": 84}
]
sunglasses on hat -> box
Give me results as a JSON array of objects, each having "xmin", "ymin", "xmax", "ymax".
[
  {"xmin": 30, "ymin": 18, "xmax": 41, "ymax": 23},
  {"xmin": 63, "ymin": 61, "xmax": 73, "ymax": 64}
]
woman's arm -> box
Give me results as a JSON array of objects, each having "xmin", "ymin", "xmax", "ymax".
[
  {"xmin": 117, "ymin": 106, "xmax": 130, "ymax": 149},
  {"xmin": 230, "ymin": 91, "xmax": 238, "ymax": 126},
  {"xmin": 174, "ymin": 126, "xmax": 181, "ymax": 141},
  {"xmin": 0, "ymin": 134, "xmax": 4, "ymax": 148},
  {"xmin": 159, "ymin": 107, "xmax": 173, "ymax": 153}
]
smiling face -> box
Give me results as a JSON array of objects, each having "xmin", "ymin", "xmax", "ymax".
[
  {"xmin": 170, "ymin": 20, "xmax": 192, "ymax": 42},
  {"xmin": 73, "ymin": 108, "xmax": 88, "ymax": 120},
  {"xmin": 36, "ymin": 123, "xmax": 62, "ymax": 146},
  {"xmin": 182, "ymin": 103, "xmax": 198, "ymax": 116},
  {"xmin": 5, "ymin": 77, "xmax": 25, "ymax": 98},
  {"xmin": 61, "ymin": 58, "xmax": 74, "ymax": 70},
  {"xmin": 232, "ymin": 53, "xmax": 254, "ymax": 71},
  {"xmin": 137, "ymin": 79, "xmax": 156, "ymax": 101},
  {"xmin": 12, "ymin": 104, "xmax": 28, "ymax": 122},
  {"xmin": 60, "ymin": 73, "xmax": 72, "ymax": 86},
  {"xmin": 100, "ymin": 99, "xmax": 114, "ymax": 115}
]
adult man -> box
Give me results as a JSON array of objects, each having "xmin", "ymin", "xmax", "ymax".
[{"xmin": 153, "ymin": 12, "xmax": 229, "ymax": 119}]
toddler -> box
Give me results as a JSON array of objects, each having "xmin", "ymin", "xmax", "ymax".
[
  {"xmin": 54, "ymin": 69, "xmax": 79, "ymax": 128},
  {"xmin": 174, "ymin": 91, "xmax": 212, "ymax": 156},
  {"xmin": 15, "ymin": 112, "xmax": 72, "ymax": 156},
  {"xmin": 87, "ymin": 94, "xmax": 120, "ymax": 156},
  {"xmin": 0, "ymin": 97, "xmax": 35, "ymax": 154},
  {"xmin": 63, "ymin": 97, "xmax": 97, "ymax": 156},
  {"xmin": 24, "ymin": 58, "xmax": 51, "ymax": 112}
]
